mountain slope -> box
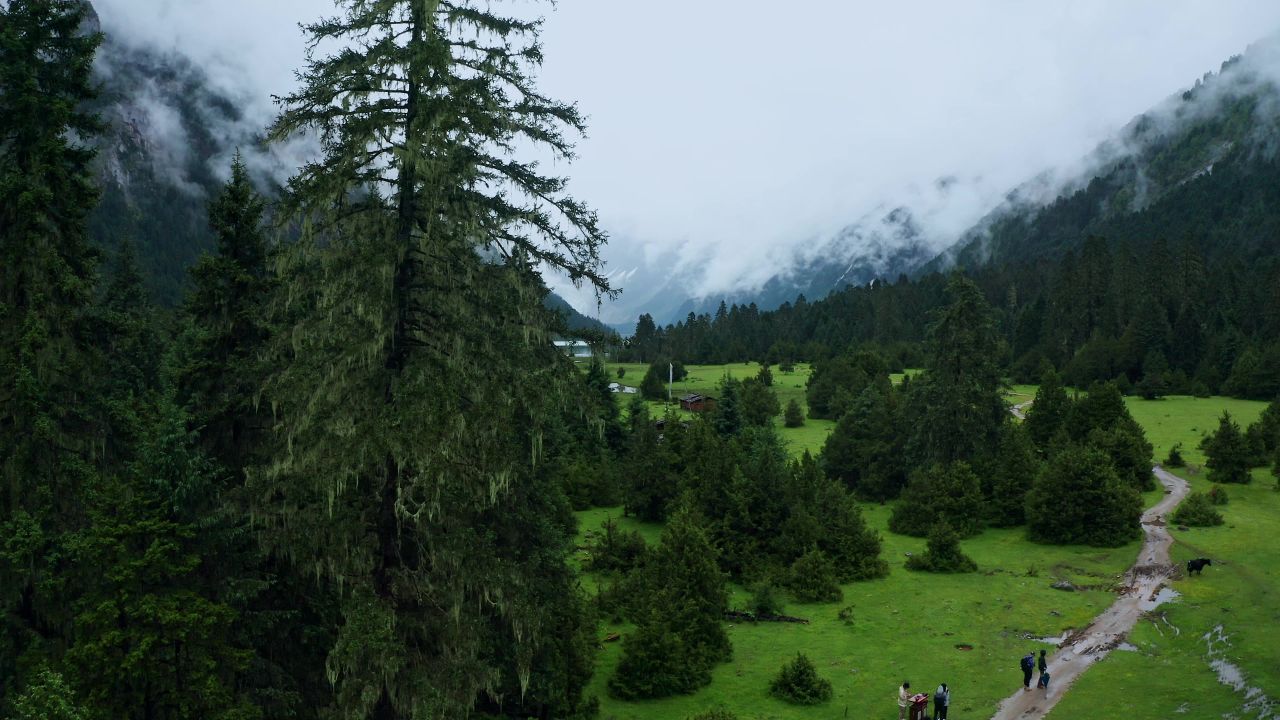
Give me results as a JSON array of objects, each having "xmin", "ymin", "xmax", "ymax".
[
  {"xmin": 87, "ymin": 7, "xmax": 267, "ymax": 303},
  {"xmin": 930, "ymin": 43, "xmax": 1280, "ymax": 272},
  {"xmin": 83, "ymin": 3, "xmax": 595, "ymax": 321}
]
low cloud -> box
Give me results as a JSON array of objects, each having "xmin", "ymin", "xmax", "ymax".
[{"xmin": 92, "ymin": 0, "xmax": 1280, "ymax": 315}]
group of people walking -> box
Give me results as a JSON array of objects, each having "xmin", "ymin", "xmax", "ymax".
[
  {"xmin": 894, "ymin": 649, "xmax": 1050, "ymax": 719},
  {"xmin": 1021, "ymin": 649, "xmax": 1051, "ymax": 691}
]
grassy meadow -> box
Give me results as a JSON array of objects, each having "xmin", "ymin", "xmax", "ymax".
[
  {"xmin": 577, "ymin": 370, "xmax": 1279, "ymax": 719},
  {"xmin": 605, "ymin": 362, "xmax": 918, "ymax": 458},
  {"xmin": 1053, "ymin": 395, "xmax": 1277, "ymax": 719}
]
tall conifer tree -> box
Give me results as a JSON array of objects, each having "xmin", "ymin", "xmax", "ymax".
[
  {"xmin": 178, "ymin": 155, "xmax": 273, "ymax": 476},
  {"xmin": 911, "ymin": 275, "xmax": 1008, "ymax": 463},
  {"xmin": 260, "ymin": 1, "xmax": 609, "ymax": 716},
  {"xmin": 0, "ymin": 0, "xmax": 101, "ymax": 697}
]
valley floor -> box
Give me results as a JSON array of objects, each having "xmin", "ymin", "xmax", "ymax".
[{"xmin": 577, "ymin": 383, "xmax": 1279, "ymax": 719}]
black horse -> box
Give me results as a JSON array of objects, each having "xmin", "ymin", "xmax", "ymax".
[{"xmin": 1187, "ymin": 558, "xmax": 1212, "ymax": 575}]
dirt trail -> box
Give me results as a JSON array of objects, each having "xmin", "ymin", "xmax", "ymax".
[
  {"xmin": 1010, "ymin": 401, "xmax": 1032, "ymax": 420},
  {"xmin": 989, "ymin": 466, "xmax": 1189, "ymax": 720}
]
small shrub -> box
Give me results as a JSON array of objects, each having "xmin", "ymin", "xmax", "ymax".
[
  {"xmin": 585, "ymin": 518, "xmax": 648, "ymax": 573},
  {"xmin": 1163, "ymin": 443, "xmax": 1186, "ymax": 468},
  {"xmin": 769, "ymin": 653, "xmax": 832, "ymax": 705},
  {"xmin": 837, "ymin": 605, "xmax": 855, "ymax": 624},
  {"xmin": 787, "ymin": 548, "xmax": 842, "ymax": 603},
  {"xmin": 780, "ymin": 360, "xmax": 795, "ymax": 373},
  {"xmin": 784, "ymin": 399, "xmax": 805, "ymax": 428},
  {"xmin": 1207, "ymin": 485, "xmax": 1229, "ymax": 505},
  {"xmin": 617, "ymin": 367, "xmax": 626, "ymax": 378},
  {"xmin": 751, "ymin": 582, "xmax": 784, "ymax": 616},
  {"xmin": 905, "ymin": 521, "xmax": 977, "ymax": 573},
  {"xmin": 1171, "ymin": 492, "xmax": 1224, "ymax": 527}
]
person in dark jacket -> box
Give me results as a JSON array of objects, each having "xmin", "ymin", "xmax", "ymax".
[
  {"xmin": 933, "ymin": 683, "xmax": 950, "ymax": 720},
  {"xmin": 1036, "ymin": 649, "xmax": 1050, "ymax": 689},
  {"xmin": 1020, "ymin": 652, "xmax": 1035, "ymax": 690}
]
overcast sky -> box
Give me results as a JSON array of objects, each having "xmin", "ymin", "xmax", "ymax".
[{"xmin": 95, "ymin": 0, "xmax": 1280, "ymax": 313}]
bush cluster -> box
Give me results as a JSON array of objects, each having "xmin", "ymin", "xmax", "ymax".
[
  {"xmin": 1172, "ymin": 492, "xmax": 1224, "ymax": 527},
  {"xmin": 786, "ymin": 548, "xmax": 842, "ymax": 603},
  {"xmin": 769, "ymin": 654, "xmax": 832, "ymax": 705},
  {"xmin": 906, "ymin": 522, "xmax": 977, "ymax": 573}
]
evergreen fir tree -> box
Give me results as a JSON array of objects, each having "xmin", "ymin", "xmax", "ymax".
[
  {"xmin": 1202, "ymin": 412, "xmax": 1252, "ymax": 484},
  {"xmin": 1136, "ymin": 350, "xmax": 1170, "ymax": 399},
  {"xmin": 739, "ymin": 377, "xmax": 780, "ymax": 427},
  {"xmin": 911, "ymin": 275, "xmax": 1008, "ymax": 464},
  {"xmin": 1086, "ymin": 420, "xmax": 1155, "ymax": 491},
  {"xmin": 769, "ymin": 653, "xmax": 833, "ymax": 705},
  {"xmin": 259, "ymin": 1, "xmax": 610, "ymax": 715},
  {"xmin": 609, "ymin": 511, "xmax": 730, "ymax": 699},
  {"xmin": 174, "ymin": 159, "xmax": 337, "ymax": 719},
  {"xmin": 9, "ymin": 667, "xmax": 88, "ymax": 720},
  {"xmin": 177, "ymin": 155, "xmax": 273, "ymax": 476},
  {"xmin": 1026, "ymin": 446, "xmax": 1142, "ymax": 546},
  {"xmin": 1024, "ymin": 368, "xmax": 1072, "ymax": 450},
  {"xmin": 906, "ymin": 521, "xmax": 977, "ymax": 573},
  {"xmin": 623, "ymin": 407, "xmax": 678, "ymax": 521},
  {"xmin": 985, "ymin": 424, "xmax": 1041, "ymax": 527},
  {"xmin": 1068, "ymin": 381, "xmax": 1129, "ymax": 440},
  {"xmin": 712, "ymin": 374, "xmax": 743, "ymax": 436},
  {"xmin": 888, "ymin": 462, "xmax": 986, "ymax": 538},
  {"xmin": 1247, "ymin": 397, "xmax": 1280, "ymax": 457},
  {"xmin": 786, "ymin": 547, "xmax": 843, "ymax": 603},
  {"xmin": 784, "ymin": 398, "xmax": 805, "ymax": 428},
  {"xmin": 821, "ymin": 382, "xmax": 906, "ymax": 501},
  {"xmin": 0, "ymin": 0, "xmax": 102, "ymax": 698},
  {"xmin": 786, "ymin": 453, "xmax": 888, "ymax": 581},
  {"xmin": 640, "ymin": 358, "xmax": 670, "ymax": 400},
  {"xmin": 583, "ymin": 355, "xmax": 624, "ymax": 450},
  {"xmin": 757, "ymin": 363, "xmax": 774, "ymax": 387},
  {"xmin": 65, "ymin": 392, "xmax": 256, "ymax": 719}
]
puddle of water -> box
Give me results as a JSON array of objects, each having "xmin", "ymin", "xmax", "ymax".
[
  {"xmin": 1211, "ymin": 659, "xmax": 1247, "ymax": 692},
  {"xmin": 1116, "ymin": 642, "xmax": 1139, "ymax": 652},
  {"xmin": 1139, "ymin": 586, "xmax": 1181, "ymax": 612},
  {"xmin": 1202, "ymin": 625, "xmax": 1277, "ymax": 719},
  {"xmin": 1037, "ymin": 632, "xmax": 1070, "ymax": 645}
]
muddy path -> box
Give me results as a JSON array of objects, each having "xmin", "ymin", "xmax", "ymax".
[
  {"xmin": 1010, "ymin": 400, "xmax": 1032, "ymax": 420},
  {"xmin": 989, "ymin": 466, "xmax": 1189, "ymax": 720}
]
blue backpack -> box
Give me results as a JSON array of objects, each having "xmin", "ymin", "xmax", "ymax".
[{"xmin": 1020, "ymin": 654, "xmax": 1034, "ymax": 672}]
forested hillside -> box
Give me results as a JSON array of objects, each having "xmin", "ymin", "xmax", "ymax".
[
  {"xmin": 622, "ymin": 44, "xmax": 1280, "ymax": 400},
  {"xmin": 938, "ymin": 49, "xmax": 1280, "ymax": 271}
]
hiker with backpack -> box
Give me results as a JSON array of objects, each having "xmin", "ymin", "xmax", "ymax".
[
  {"xmin": 933, "ymin": 683, "xmax": 950, "ymax": 720},
  {"xmin": 1020, "ymin": 651, "xmax": 1035, "ymax": 690}
]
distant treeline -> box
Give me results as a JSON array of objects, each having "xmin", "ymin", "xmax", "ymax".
[{"xmin": 621, "ymin": 231, "xmax": 1280, "ymax": 400}]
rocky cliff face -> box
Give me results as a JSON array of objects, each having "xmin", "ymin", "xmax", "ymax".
[{"xmin": 86, "ymin": 20, "xmax": 275, "ymax": 303}]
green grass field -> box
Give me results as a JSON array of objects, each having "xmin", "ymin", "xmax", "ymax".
[
  {"xmin": 578, "ymin": 378, "xmax": 1280, "ymax": 719},
  {"xmin": 1052, "ymin": 396, "xmax": 1277, "ymax": 719},
  {"xmin": 606, "ymin": 362, "xmax": 915, "ymax": 458},
  {"xmin": 579, "ymin": 504, "xmax": 1140, "ymax": 720}
]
